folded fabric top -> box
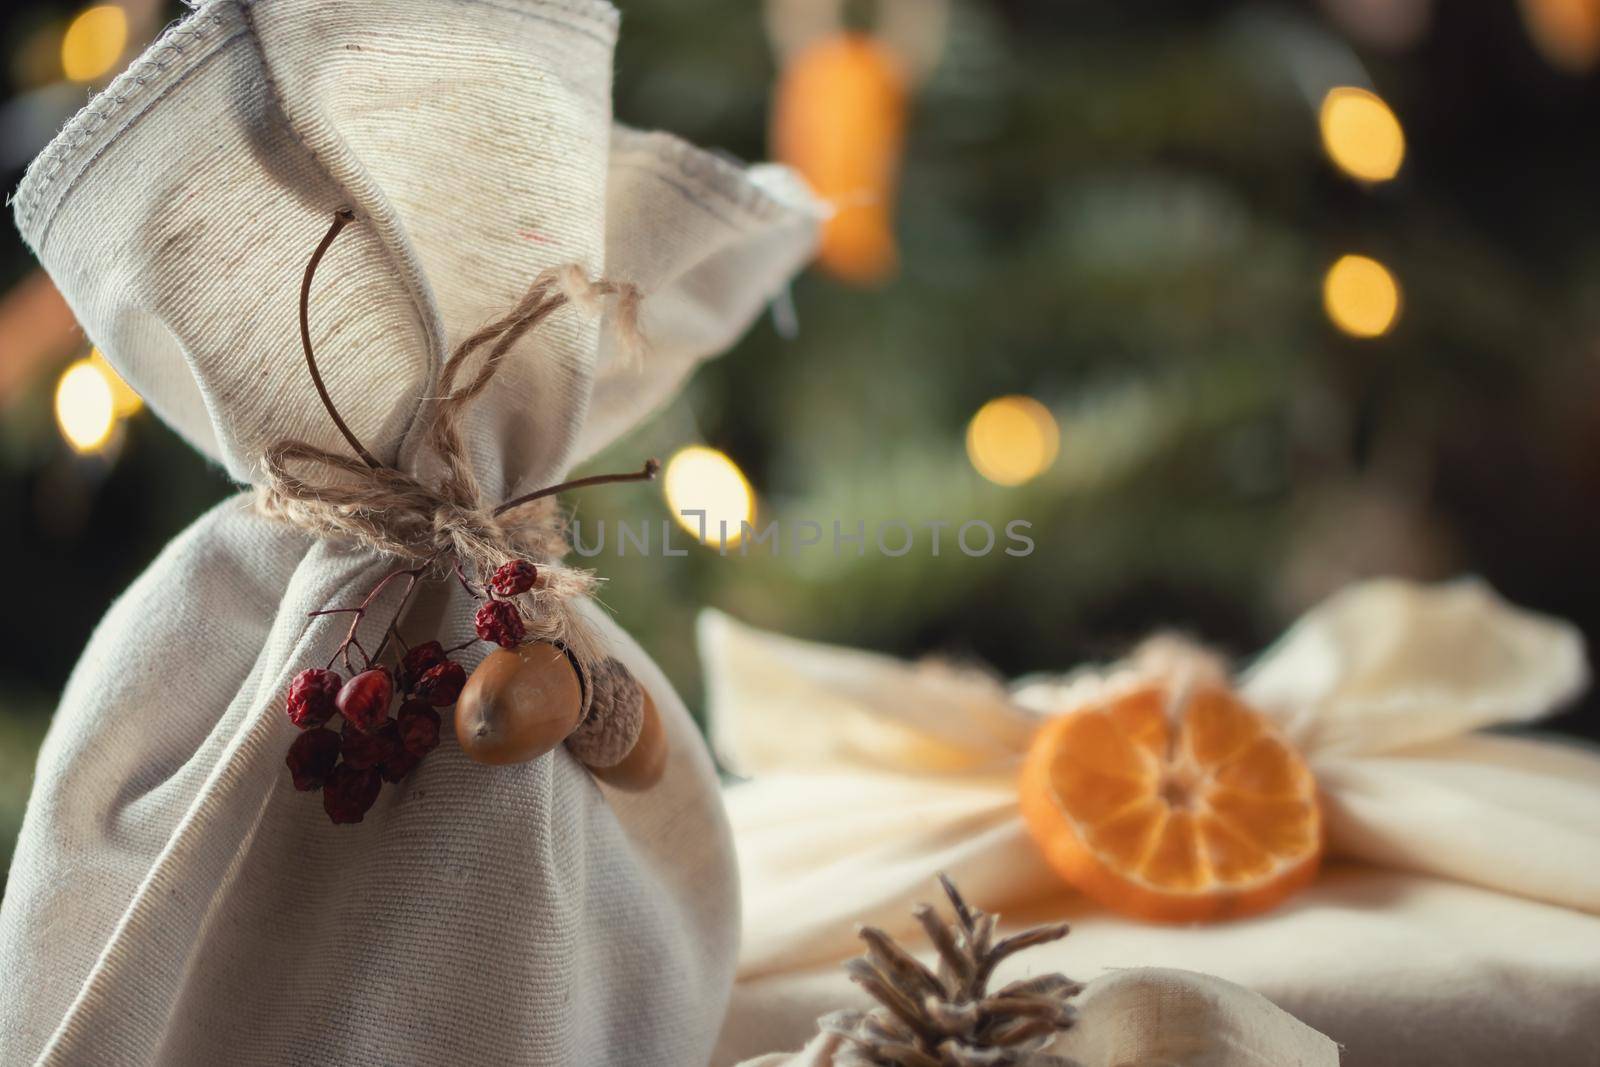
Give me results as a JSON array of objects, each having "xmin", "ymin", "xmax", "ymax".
[{"xmin": 16, "ymin": 0, "xmax": 819, "ymax": 496}]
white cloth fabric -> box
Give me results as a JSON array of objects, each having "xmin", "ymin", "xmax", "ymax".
[
  {"xmin": 0, "ymin": 1, "xmax": 818, "ymax": 1064},
  {"xmin": 705, "ymin": 579, "xmax": 1600, "ymax": 1065},
  {"xmin": 735, "ymin": 968, "xmax": 1338, "ymax": 1067}
]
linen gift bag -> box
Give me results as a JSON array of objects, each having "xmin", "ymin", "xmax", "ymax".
[
  {"xmin": 704, "ymin": 579, "xmax": 1600, "ymax": 1066},
  {"xmin": 0, "ymin": 0, "xmax": 818, "ymax": 1063}
]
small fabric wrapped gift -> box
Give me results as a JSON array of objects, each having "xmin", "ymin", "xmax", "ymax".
[
  {"xmin": 0, "ymin": 1, "xmax": 817, "ymax": 1064},
  {"xmin": 705, "ymin": 579, "xmax": 1600, "ymax": 1066},
  {"xmin": 738, "ymin": 968, "xmax": 1339, "ymax": 1067}
]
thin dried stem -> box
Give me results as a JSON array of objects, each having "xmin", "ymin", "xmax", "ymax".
[
  {"xmin": 299, "ymin": 209, "xmax": 383, "ymax": 470},
  {"xmin": 493, "ymin": 459, "xmax": 660, "ymax": 518},
  {"xmin": 315, "ymin": 556, "xmax": 437, "ymax": 671}
]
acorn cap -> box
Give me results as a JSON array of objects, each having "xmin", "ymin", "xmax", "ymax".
[
  {"xmin": 590, "ymin": 690, "xmax": 667, "ymax": 792},
  {"xmin": 565, "ymin": 657, "xmax": 644, "ymax": 769}
]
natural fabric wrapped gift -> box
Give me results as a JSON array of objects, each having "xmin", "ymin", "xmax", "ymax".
[
  {"xmin": 738, "ymin": 967, "xmax": 1338, "ymax": 1067},
  {"xmin": 705, "ymin": 579, "xmax": 1600, "ymax": 1066},
  {"xmin": 0, "ymin": 0, "xmax": 817, "ymax": 1063}
]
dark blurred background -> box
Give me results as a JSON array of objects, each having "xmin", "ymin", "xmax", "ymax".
[{"xmin": 2, "ymin": 0, "xmax": 1599, "ymax": 877}]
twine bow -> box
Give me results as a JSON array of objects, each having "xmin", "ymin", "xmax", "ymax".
[{"xmin": 256, "ymin": 210, "xmax": 650, "ymax": 666}]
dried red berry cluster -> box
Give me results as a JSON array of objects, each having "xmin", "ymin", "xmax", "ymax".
[
  {"xmin": 285, "ymin": 641, "xmax": 459, "ymax": 821},
  {"xmin": 283, "ymin": 644, "xmax": 455, "ymax": 822},
  {"xmin": 282, "ymin": 558, "xmax": 541, "ymax": 823}
]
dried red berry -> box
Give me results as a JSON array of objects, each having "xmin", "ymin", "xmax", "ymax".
[
  {"xmin": 337, "ymin": 667, "xmax": 393, "ymax": 732},
  {"xmin": 342, "ymin": 718, "xmax": 402, "ymax": 770},
  {"xmin": 285, "ymin": 728, "xmax": 340, "ymax": 791},
  {"xmin": 399, "ymin": 640, "xmax": 447, "ymax": 692},
  {"xmin": 397, "ymin": 700, "xmax": 441, "ymax": 756},
  {"xmin": 286, "ymin": 668, "xmax": 342, "ymax": 729},
  {"xmin": 379, "ymin": 748, "xmax": 422, "ymax": 783},
  {"xmin": 416, "ymin": 660, "xmax": 467, "ymax": 706},
  {"xmin": 475, "ymin": 599, "xmax": 526, "ymax": 648},
  {"xmin": 489, "ymin": 559, "xmax": 538, "ymax": 596},
  {"xmin": 323, "ymin": 763, "xmax": 381, "ymax": 824}
]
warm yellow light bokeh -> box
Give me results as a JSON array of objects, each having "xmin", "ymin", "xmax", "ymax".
[
  {"xmin": 1319, "ymin": 87, "xmax": 1405, "ymax": 183},
  {"xmin": 61, "ymin": 4, "xmax": 128, "ymax": 83},
  {"xmin": 1323, "ymin": 254, "xmax": 1401, "ymax": 338},
  {"xmin": 88, "ymin": 348, "xmax": 143, "ymax": 416},
  {"xmin": 663, "ymin": 446, "xmax": 756, "ymax": 547},
  {"xmin": 56, "ymin": 358, "xmax": 117, "ymax": 453},
  {"xmin": 967, "ymin": 395, "xmax": 1060, "ymax": 486}
]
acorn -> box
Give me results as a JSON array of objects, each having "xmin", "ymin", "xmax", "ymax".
[
  {"xmin": 455, "ymin": 641, "xmax": 583, "ymax": 764},
  {"xmin": 589, "ymin": 689, "xmax": 667, "ymax": 792}
]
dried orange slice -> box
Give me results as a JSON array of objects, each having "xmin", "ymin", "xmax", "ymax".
[{"xmin": 1019, "ymin": 683, "xmax": 1321, "ymax": 922}]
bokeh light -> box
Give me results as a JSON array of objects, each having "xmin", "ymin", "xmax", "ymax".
[
  {"xmin": 663, "ymin": 446, "xmax": 756, "ymax": 547},
  {"xmin": 966, "ymin": 396, "xmax": 1060, "ymax": 486},
  {"xmin": 1319, "ymin": 87, "xmax": 1405, "ymax": 183},
  {"xmin": 60, "ymin": 4, "xmax": 127, "ymax": 84},
  {"xmin": 1323, "ymin": 254, "xmax": 1401, "ymax": 338},
  {"xmin": 1518, "ymin": 0, "xmax": 1600, "ymax": 73},
  {"xmin": 87, "ymin": 348, "xmax": 142, "ymax": 416},
  {"xmin": 55, "ymin": 358, "xmax": 116, "ymax": 454}
]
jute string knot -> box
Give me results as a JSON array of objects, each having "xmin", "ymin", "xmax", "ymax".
[{"xmin": 256, "ymin": 263, "xmax": 644, "ymax": 665}]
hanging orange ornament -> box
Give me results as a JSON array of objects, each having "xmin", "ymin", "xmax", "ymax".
[
  {"xmin": 1517, "ymin": 0, "xmax": 1600, "ymax": 72},
  {"xmin": 772, "ymin": 33, "xmax": 909, "ymax": 285}
]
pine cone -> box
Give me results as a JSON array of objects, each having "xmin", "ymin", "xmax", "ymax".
[{"xmin": 824, "ymin": 874, "xmax": 1084, "ymax": 1067}]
